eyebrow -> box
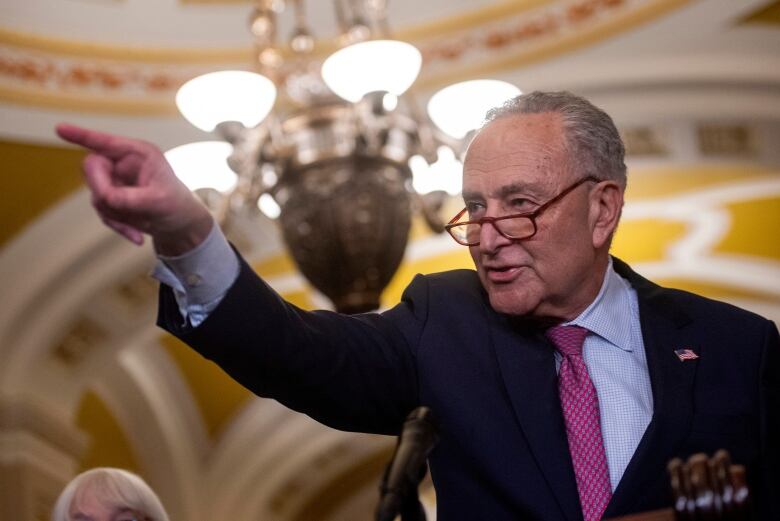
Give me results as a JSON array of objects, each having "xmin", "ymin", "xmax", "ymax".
[
  {"xmin": 114, "ymin": 507, "xmax": 143, "ymax": 518},
  {"xmin": 462, "ymin": 181, "xmax": 544, "ymax": 202}
]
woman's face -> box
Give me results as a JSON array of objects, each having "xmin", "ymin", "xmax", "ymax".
[{"xmin": 69, "ymin": 488, "xmax": 149, "ymax": 521}]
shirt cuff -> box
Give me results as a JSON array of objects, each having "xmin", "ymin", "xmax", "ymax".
[{"xmin": 151, "ymin": 220, "xmax": 240, "ymax": 307}]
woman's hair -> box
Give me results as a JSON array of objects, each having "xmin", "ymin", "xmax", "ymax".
[{"xmin": 51, "ymin": 467, "xmax": 170, "ymax": 521}]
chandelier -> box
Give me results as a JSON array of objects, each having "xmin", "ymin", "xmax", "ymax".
[{"xmin": 166, "ymin": 0, "xmax": 519, "ymax": 313}]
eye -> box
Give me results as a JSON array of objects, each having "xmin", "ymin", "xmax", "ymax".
[
  {"xmin": 509, "ymin": 197, "xmax": 534, "ymax": 211},
  {"xmin": 464, "ymin": 201, "xmax": 485, "ymax": 218},
  {"xmin": 113, "ymin": 511, "xmax": 145, "ymax": 521}
]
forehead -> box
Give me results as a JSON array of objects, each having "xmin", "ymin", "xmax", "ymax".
[
  {"xmin": 463, "ymin": 112, "xmax": 569, "ymax": 194},
  {"xmin": 70, "ymin": 482, "xmax": 125, "ymax": 515}
]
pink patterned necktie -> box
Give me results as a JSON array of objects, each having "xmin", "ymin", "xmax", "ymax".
[{"xmin": 545, "ymin": 325, "xmax": 612, "ymax": 521}]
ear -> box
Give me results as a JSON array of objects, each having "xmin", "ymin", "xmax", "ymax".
[{"xmin": 589, "ymin": 181, "xmax": 624, "ymax": 249}]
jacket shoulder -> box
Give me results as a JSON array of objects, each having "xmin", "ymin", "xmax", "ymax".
[
  {"xmin": 614, "ymin": 257, "xmax": 774, "ymax": 330},
  {"xmin": 406, "ymin": 269, "xmax": 485, "ymax": 301}
]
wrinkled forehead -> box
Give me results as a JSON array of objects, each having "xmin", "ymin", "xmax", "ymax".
[{"xmin": 462, "ymin": 113, "xmax": 572, "ymax": 193}]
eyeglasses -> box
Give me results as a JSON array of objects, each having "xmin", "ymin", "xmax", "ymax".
[{"xmin": 445, "ymin": 176, "xmax": 600, "ymax": 246}]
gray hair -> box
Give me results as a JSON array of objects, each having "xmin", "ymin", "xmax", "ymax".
[
  {"xmin": 485, "ymin": 91, "xmax": 627, "ymax": 187},
  {"xmin": 51, "ymin": 467, "xmax": 170, "ymax": 521}
]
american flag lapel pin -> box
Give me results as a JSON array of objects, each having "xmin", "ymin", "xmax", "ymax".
[{"xmin": 674, "ymin": 348, "xmax": 699, "ymax": 361}]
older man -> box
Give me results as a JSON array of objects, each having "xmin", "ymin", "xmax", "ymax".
[{"xmin": 57, "ymin": 91, "xmax": 778, "ymax": 520}]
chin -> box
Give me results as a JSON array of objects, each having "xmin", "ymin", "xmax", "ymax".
[{"xmin": 487, "ymin": 289, "xmax": 538, "ymax": 317}]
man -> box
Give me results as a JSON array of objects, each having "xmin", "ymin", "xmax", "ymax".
[{"xmin": 57, "ymin": 91, "xmax": 779, "ymax": 520}]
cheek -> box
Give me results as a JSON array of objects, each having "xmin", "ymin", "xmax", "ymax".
[
  {"xmin": 539, "ymin": 213, "xmax": 592, "ymax": 256},
  {"xmin": 468, "ymin": 246, "xmax": 480, "ymax": 267}
]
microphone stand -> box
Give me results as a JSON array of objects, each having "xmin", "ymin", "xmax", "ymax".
[{"xmin": 375, "ymin": 407, "xmax": 439, "ymax": 521}]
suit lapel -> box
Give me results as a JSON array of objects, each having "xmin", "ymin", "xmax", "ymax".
[
  {"xmin": 490, "ymin": 313, "xmax": 582, "ymax": 521},
  {"xmin": 605, "ymin": 259, "xmax": 699, "ymax": 516}
]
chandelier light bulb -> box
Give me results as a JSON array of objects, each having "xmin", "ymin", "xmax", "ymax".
[
  {"xmin": 382, "ymin": 93, "xmax": 398, "ymax": 111},
  {"xmin": 410, "ymin": 146, "xmax": 463, "ymax": 196},
  {"xmin": 257, "ymin": 193, "xmax": 282, "ymax": 219},
  {"xmin": 321, "ymin": 40, "xmax": 422, "ymax": 102},
  {"xmin": 290, "ymin": 30, "xmax": 315, "ymax": 54},
  {"xmin": 427, "ymin": 79, "xmax": 522, "ymax": 139},
  {"xmin": 249, "ymin": 11, "xmax": 272, "ymax": 39},
  {"xmin": 164, "ymin": 141, "xmax": 237, "ymax": 193},
  {"xmin": 176, "ymin": 70, "xmax": 277, "ymax": 132}
]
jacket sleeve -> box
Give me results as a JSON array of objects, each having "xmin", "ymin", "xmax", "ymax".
[
  {"xmin": 756, "ymin": 319, "xmax": 780, "ymax": 518},
  {"xmin": 157, "ymin": 252, "xmax": 430, "ymax": 435}
]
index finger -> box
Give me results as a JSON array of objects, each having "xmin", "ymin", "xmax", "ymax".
[{"xmin": 55, "ymin": 123, "xmax": 141, "ymax": 159}]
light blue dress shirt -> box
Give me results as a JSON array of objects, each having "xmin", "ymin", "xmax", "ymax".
[
  {"xmin": 153, "ymin": 225, "xmax": 654, "ymax": 492},
  {"xmin": 561, "ymin": 258, "xmax": 654, "ymax": 491}
]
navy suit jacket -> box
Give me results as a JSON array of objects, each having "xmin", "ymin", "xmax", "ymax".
[{"xmin": 158, "ymin": 256, "xmax": 779, "ymax": 520}]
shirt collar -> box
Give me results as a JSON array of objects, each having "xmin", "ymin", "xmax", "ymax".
[{"xmin": 564, "ymin": 257, "xmax": 635, "ymax": 352}]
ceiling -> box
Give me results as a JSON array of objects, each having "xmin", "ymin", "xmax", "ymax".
[
  {"xmin": 1, "ymin": 0, "xmax": 777, "ymax": 147},
  {"xmin": 1, "ymin": 1, "xmax": 779, "ymax": 520}
]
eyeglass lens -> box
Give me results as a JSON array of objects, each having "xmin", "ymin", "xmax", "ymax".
[{"xmin": 449, "ymin": 216, "xmax": 535, "ymax": 245}]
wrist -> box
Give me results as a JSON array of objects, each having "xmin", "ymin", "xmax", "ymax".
[{"xmin": 153, "ymin": 208, "xmax": 214, "ymax": 257}]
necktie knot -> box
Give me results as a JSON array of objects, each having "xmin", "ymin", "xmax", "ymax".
[{"xmin": 545, "ymin": 324, "xmax": 589, "ymax": 357}]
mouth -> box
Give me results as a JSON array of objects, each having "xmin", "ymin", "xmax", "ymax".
[{"xmin": 484, "ymin": 265, "xmax": 523, "ymax": 283}]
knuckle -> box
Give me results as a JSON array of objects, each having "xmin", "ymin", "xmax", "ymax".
[
  {"xmin": 135, "ymin": 140, "xmax": 158, "ymax": 157},
  {"xmin": 94, "ymin": 191, "xmax": 122, "ymax": 213}
]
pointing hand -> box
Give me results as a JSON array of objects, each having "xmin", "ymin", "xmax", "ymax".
[{"xmin": 55, "ymin": 124, "xmax": 213, "ymax": 255}]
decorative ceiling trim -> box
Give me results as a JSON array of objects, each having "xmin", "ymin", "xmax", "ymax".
[
  {"xmin": 0, "ymin": 26, "xmax": 251, "ymax": 63},
  {"xmin": 415, "ymin": 0, "xmax": 694, "ymax": 90},
  {"xmin": 180, "ymin": 0, "xmax": 251, "ymax": 4},
  {"xmin": 396, "ymin": 0, "xmax": 553, "ymax": 40},
  {"xmin": 0, "ymin": 1, "xmax": 549, "ymax": 62},
  {"xmin": 0, "ymin": 0, "xmax": 693, "ymax": 114},
  {"xmin": 0, "ymin": 84, "xmax": 178, "ymax": 115}
]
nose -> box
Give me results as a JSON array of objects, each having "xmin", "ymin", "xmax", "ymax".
[{"xmin": 477, "ymin": 220, "xmax": 512, "ymax": 254}]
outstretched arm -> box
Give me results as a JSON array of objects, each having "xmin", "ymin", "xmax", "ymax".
[{"xmin": 55, "ymin": 123, "xmax": 213, "ymax": 256}]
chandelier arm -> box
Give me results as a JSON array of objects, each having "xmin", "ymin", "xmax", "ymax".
[
  {"xmin": 355, "ymin": 0, "xmax": 443, "ymax": 164},
  {"xmin": 214, "ymin": 123, "xmax": 269, "ymax": 225},
  {"xmin": 334, "ymin": 0, "xmax": 350, "ymax": 34},
  {"xmin": 368, "ymin": 0, "xmax": 391, "ymax": 40},
  {"xmin": 401, "ymin": 88, "xmax": 439, "ymax": 163},
  {"xmin": 292, "ymin": 0, "xmax": 306, "ymax": 30},
  {"xmin": 413, "ymin": 191, "xmax": 446, "ymax": 234},
  {"xmin": 263, "ymin": 111, "xmax": 288, "ymax": 159},
  {"xmin": 348, "ymin": 0, "xmax": 367, "ymax": 27}
]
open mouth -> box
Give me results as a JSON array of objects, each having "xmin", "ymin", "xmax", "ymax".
[{"xmin": 485, "ymin": 266, "xmax": 521, "ymax": 283}]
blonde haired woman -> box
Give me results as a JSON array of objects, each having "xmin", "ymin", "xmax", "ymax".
[{"xmin": 51, "ymin": 467, "xmax": 170, "ymax": 521}]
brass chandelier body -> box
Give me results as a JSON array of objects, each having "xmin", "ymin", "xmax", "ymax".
[
  {"xmin": 213, "ymin": 0, "xmax": 448, "ymax": 313},
  {"xmin": 270, "ymin": 98, "xmax": 422, "ymax": 313}
]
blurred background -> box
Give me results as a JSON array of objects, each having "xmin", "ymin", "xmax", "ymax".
[{"xmin": 1, "ymin": 1, "xmax": 779, "ymax": 519}]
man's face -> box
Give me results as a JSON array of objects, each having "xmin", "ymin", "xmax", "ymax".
[{"xmin": 462, "ymin": 112, "xmax": 612, "ymax": 321}]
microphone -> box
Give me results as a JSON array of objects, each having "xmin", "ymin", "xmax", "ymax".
[{"xmin": 375, "ymin": 406, "xmax": 439, "ymax": 521}]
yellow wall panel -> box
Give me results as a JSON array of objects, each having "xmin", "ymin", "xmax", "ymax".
[
  {"xmin": 75, "ymin": 390, "xmax": 140, "ymax": 474},
  {"xmin": 716, "ymin": 197, "xmax": 780, "ymax": 260},
  {"xmin": 161, "ymin": 334, "xmax": 252, "ymax": 440}
]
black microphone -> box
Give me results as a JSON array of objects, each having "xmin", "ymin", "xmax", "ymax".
[{"xmin": 375, "ymin": 406, "xmax": 439, "ymax": 521}]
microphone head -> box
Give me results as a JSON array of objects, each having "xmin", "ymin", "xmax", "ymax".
[
  {"xmin": 406, "ymin": 406, "xmax": 434, "ymax": 423},
  {"xmin": 401, "ymin": 406, "xmax": 439, "ymax": 449}
]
